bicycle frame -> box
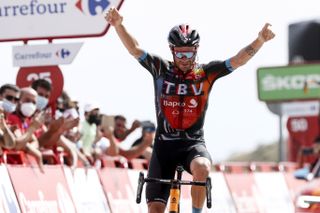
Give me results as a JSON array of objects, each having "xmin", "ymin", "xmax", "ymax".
[{"xmin": 136, "ymin": 166, "xmax": 212, "ymax": 213}]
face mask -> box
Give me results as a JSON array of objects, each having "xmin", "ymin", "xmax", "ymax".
[
  {"xmin": 88, "ymin": 114, "xmax": 101, "ymax": 125},
  {"xmin": 36, "ymin": 96, "xmax": 49, "ymax": 110},
  {"xmin": 2, "ymin": 99, "xmax": 16, "ymax": 113},
  {"xmin": 20, "ymin": 102, "xmax": 36, "ymax": 117}
]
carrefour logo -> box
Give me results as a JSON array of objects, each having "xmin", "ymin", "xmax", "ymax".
[
  {"xmin": 56, "ymin": 48, "xmax": 71, "ymax": 59},
  {"xmin": 76, "ymin": 0, "xmax": 110, "ymax": 16}
]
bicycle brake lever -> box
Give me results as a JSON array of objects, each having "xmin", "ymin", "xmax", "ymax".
[
  {"xmin": 136, "ymin": 172, "xmax": 145, "ymax": 204},
  {"xmin": 206, "ymin": 177, "xmax": 212, "ymax": 208}
]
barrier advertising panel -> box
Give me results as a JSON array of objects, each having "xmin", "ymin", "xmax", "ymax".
[
  {"xmin": 128, "ymin": 170, "xmax": 233, "ymax": 213},
  {"xmin": 224, "ymin": 173, "xmax": 260, "ymax": 212},
  {"xmin": 6, "ymin": 165, "xmax": 76, "ymax": 213},
  {"xmin": 253, "ymin": 172, "xmax": 294, "ymax": 212},
  {"xmin": 209, "ymin": 172, "xmax": 237, "ymax": 213},
  {"xmin": 0, "ymin": 165, "xmax": 21, "ymax": 213},
  {"xmin": 63, "ymin": 167, "xmax": 110, "ymax": 212},
  {"xmin": 99, "ymin": 168, "xmax": 141, "ymax": 213}
]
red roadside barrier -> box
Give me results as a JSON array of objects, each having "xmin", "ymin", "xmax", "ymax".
[
  {"xmin": 0, "ymin": 165, "xmax": 21, "ymax": 213},
  {"xmin": 6, "ymin": 165, "xmax": 76, "ymax": 213},
  {"xmin": 222, "ymin": 163, "xmax": 261, "ymax": 212},
  {"xmin": 98, "ymin": 167, "xmax": 142, "ymax": 213},
  {"xmin": 279, "ymin": 162, "xmax": 307, "ymax": 201},
  {"xmin": 63, "ymin": 167, "xmax": 111, "ymax": 212},
  {"xmin": 0, "ymin": 149, "xmax": 305, "ymax": 213}
]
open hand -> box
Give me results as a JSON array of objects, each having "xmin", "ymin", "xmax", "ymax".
[
  {"xmin": 62, "ymin": 118, "xmax": 80, "ymax": 132},
  {"xmin": 30, "ymin": 111, "xmax": 45, "ymax": 130},
  {"xmin": 0, "ymin": 113, "xmax": 6, "ymax": 130}
]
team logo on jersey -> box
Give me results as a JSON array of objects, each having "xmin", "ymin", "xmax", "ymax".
[
  {"xmin": 160, "ymin": 66, "xmax": 210, "ymax": 129},
  {"xmin": 188, "ymin": 99, "xmax": 198, "ymax": 108}
]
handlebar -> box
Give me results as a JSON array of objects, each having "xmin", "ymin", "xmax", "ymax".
[{"xmin": 136, "ymin": 171, "xmax": 212, "ymax": 208}]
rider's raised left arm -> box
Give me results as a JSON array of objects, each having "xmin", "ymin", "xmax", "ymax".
[{"xmin": 229, "ymin": 23, "xmax": 275, "ymax": 70}]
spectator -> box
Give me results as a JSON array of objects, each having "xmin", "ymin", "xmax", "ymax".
[
  {"xmin": 131, "ymin": 121, "xmax": 155, "ymax": 161},
  {"xmin": 79, "ymin": 103, "xmax": 101, "ymax": 162},
  {"xmin": 294, "ymin": 136, "xmax": 320, "ymax": 179},
  {"xmin": 6, "ymin": 87, "xmax": 45, "ymax": 172},
  {"xmin": 62, "ymin": 100, "xmax": 81, "ymax": 142},
  {"xmin": 0, "ymin": 83, "xmax": 20, "ymax": 114},
  {"xmin": 96, "ymin": 124, "xmax": 154, "ymax": 161},
  {"xmin": 35, "ymin": 89, "xmax": 81, "ymax": 169},
  {"xmin": 31, "ymin": 79, "xmax": 51, "ymax": 111},
  {"xmin": 113, "ymin": 115, "xmax": 140, "ymax": 142},
  {"xmin": 297, "ymin": 136, "xmax": 320, "ymax": 168},
  {"xmin": 0, "ymin": 111, "xmax": 15, "ymax": 155}
]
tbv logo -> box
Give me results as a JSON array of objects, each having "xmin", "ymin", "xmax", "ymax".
[
  {"xmin": 56, "ymin": 49, "xmax": 71, "ymax": 59},
  {"xmin": 76, "ymin": 0, "xmax": 110, "ymax": 16}
]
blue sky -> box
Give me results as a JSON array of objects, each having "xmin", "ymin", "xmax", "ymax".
[{"xmin": 1, "ymin": 0, "xmax": 319, "ymax": 161}]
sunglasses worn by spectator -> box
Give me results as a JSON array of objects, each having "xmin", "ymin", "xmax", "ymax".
[
  {"xmin": 174, "ymin": 51, "xmax": 196, "ymax": 59},
  {"xmin": 5, "ymin": 95, "xmax": 19, "ymax": 102}
]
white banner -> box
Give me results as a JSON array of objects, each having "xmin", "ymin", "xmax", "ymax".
[
  {"xmin": 63, "ymin": 167, "xmax": 111, "ymax": 213},
  {"xmin": 12, "ymin": 42, "xmax": 83, "ymax": 67},
  {"xmin": 281, "ymin": 101, "xmax": 319, "ymax": 117},
  {"xmin": 210, "ymin": 172, "xmax": 237, "ymax": 213},
  {"xmin": 254, "ymin": 172, "xmax": 294, "ymax": 213},
  {"xmin": 0, "ymin": 0, "xmax": 124, "ymax": 41}
]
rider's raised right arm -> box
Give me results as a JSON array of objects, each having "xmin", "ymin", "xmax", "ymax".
[
  {"xmin": 106, "ymin": 8, "xmax": 144, "ymax": 59},
  {"xmin": 114, "ymin": 24, "xmax": 144, "ymax": 59}
]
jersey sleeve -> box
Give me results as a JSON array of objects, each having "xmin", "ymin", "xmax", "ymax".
[
  {"xmin": 203, "ymin": 59, "xmax": 235, "ymax": 85},
  {"xmin": 137, "ymin": 51, "xmax": 170, "ymax": 78}
]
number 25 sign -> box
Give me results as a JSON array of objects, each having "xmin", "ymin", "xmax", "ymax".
[{"xmin": 16, "ymin": 66, "xmax": 64, "ymax": 104}]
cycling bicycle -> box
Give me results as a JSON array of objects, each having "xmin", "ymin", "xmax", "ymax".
[{"xmin": 136, "ymin": 165, "xmax": 212, "ymax": 213}]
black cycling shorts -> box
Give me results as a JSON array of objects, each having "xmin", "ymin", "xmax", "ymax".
[{"xmin": 145, "ymin": 140, "xmax": 212, "ymax": 204}]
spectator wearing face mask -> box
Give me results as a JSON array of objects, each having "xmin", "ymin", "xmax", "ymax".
[
  {"xmin": 6, "ymin": 87, "xmax": 45, "ymax": 172},
  {"xmin": 35, "ymin": 89, "xmax": 81, "ymax": 170},
  {"xmin": 0, "ymin": 83, "xmax": 20, "ymax": 115},
  {"xmin": 31, "ymin": 79, "xmax": 51, "ymax": 111}
]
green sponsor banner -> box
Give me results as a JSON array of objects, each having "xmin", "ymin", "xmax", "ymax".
[{"xmin": 257, "ymin": 64, "xmax": 320, "ymax": 102}]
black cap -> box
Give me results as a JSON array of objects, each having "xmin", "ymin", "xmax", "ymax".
[{"xmin": 141, "ymin": 121, "xmax": 156, "ymax": 132}]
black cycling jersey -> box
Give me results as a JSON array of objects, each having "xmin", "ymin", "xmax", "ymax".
[{"xmin": 138, "ymin": 52, "xmax": 233, "ymax": 142}]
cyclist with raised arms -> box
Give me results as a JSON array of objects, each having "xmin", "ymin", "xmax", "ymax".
[{"xmin": 105, "ymin": 8, "xmax": 275, "ymax": 213}]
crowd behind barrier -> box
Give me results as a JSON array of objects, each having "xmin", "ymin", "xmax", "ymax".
[
  {"xmin": 0, "ymin": 81, "xmax": 156, "ymax": 176},
  {"xmin": 0, "ymin": 150, "xmax": 308, "ymax": 213}
]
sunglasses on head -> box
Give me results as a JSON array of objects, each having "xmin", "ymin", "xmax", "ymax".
[
  {"xmin": 174, "ymin": 51, "xmax": 196, "ymax": 59},
  {"xmin": 5, "ymin": 95, "xmax": 19, "ymax": 102}
]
